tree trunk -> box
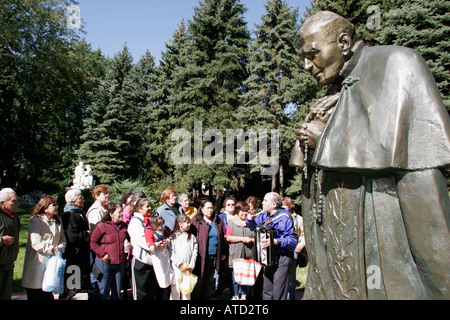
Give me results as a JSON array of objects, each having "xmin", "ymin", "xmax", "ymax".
[
  {"xmin": 271, "ymin": 172, "xmax": 277, "ymax": 192},
  {"xmin": 279, "ymin": 163, "xmax": 284, "ymax": 197}
]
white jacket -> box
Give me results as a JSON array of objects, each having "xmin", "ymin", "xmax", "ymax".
[
  {"xmin": 170, "ymin": 232, "xmax": 198, "ymax": 276},
  {"xmin": 128, "ymin": 213, "xmax": 173, "ymax": 287},
  {"xmin": 21, "ymin": 215, "xmax": 66, "ymax": 289},
  {"xmin": 128, "ymin": 213, "xmax": 152, "ymax": 265}
]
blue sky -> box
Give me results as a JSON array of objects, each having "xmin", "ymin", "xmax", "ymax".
[{"xmin": 75, "ymin": 0, "xmax": 312, "ymax": 63}]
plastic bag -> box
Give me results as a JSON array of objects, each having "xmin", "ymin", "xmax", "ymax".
[
  {"xmin": 42, "ymin": 249, "xmax": 66, "ymax": 294},
  {"xmin": 178, "ymin": 273, "xmax": 198, "ymax": 295}
]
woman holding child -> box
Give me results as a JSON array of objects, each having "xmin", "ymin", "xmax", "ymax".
[{"xmin": 128, "ymin": 198, "xmax": 170, "ymax": 300}]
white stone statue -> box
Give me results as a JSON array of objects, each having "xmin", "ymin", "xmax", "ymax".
[
  {"xmin": 72, "ymin": 161, "xmax": 84, "ymax": 189},
  {"xmin": 82, "ymin": 165, "xmax": 93, "ymax": 189}
]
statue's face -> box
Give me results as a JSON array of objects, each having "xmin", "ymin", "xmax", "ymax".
[{"xmin": 298, "ymin": 28, "xmax": 345, "ymax": 86}]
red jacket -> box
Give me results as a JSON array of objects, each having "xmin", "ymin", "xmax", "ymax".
[
  {"xmin": 143, "ymin": 216, "xmax": 172, "ymax": 248},
  {"xmin": 90, "ymin": 221, "xmax": 129, "ymax": 264}
]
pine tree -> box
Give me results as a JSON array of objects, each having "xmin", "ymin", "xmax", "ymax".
[
  {"xmin": 238, "ymin": 0, "xmax": 305, "ymax": 195},
  {"xmin": 169, "ymin": 0, "xmax": 251, "ymax": 199},
  {"xmin": 140, "ymin": 21, "xmax": 190, "ymax": 180},
  {"xmin": 76, "ymin": 45, "xmax": 134, "ymax": 184},
  {"xmin": 121, "ymin": 50, "xmax": 159, "ymax": 179}
]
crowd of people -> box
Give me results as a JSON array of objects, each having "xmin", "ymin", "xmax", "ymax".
[{"xmin": 0, "ymin": 186, "xmax": 306, "ymax": 301}]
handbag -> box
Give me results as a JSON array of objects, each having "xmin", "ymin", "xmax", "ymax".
[
  {"xmin": 297, "ymin": 247, "xmax": 308, "ymax": 268},
  {"xmin": 92, "ymin": 262, "xmax": 103, "ymax": 282},
  {"xmin": 232, "ymin": 258, "xmax": 262, "ymax": 286},
  {"xmin": 42, "ymin": 249, "xmax": 66, "ymax": 294}
]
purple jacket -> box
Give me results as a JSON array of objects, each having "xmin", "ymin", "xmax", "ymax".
[
  {"xmin": 246, "ymin": 208, "xmax": 297, "ymax": 256},
  {"xmin": 90, "ymin": 221, "xmax": 129, "ymax": 264},
  {"xmin": 189, "ymin": 215, "xmax": 226, "ymax": 277}
]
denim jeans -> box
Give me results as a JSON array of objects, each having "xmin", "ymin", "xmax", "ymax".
[
  {"xmin": 94, "ymin": 257, "xmax": 126, "ymax": 300},
  {"xmin": 231, "ymin": 271, "xmax": 251, "ymax": 297}
]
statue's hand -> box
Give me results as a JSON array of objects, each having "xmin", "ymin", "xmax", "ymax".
[
  {"xmin": 296, "ymin": 93, "xmax": 340, "ymax": 149},
  {"xmin": 295, "ymin": 121, "xmax": 325, "ymax": 149}
]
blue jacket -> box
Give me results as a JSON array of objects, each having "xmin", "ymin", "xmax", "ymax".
[
  {"xmin": 156, "ymin": 203, "xmax": 179, "ymax": 233},
  {"xmin": 246, "ymin": 208, "xmax": 297, "ymax": 256}
]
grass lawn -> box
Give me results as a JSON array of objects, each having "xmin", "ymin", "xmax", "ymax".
[
  {"xmin": 12, "ymin": 206, "xmax": 309, "ymax": 294},
  {"xmin": 296, "ymin": 266, "xmax": 308, "ymax": 289},
  {"xmin": 12, "ymin": 206, "xmax": 33, "ymax": 293}
]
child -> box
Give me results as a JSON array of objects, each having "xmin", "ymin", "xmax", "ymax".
[
  {"xmin": 144, "ymin": 215, "xmax": 173, "ymax": 293},
  {"xmin": 144, "ymin": 216, "xmax": 172, "ymax": 253},
  {"xmin": 170, "ymin": 214, "xmax": 198, "ymax": 300}
]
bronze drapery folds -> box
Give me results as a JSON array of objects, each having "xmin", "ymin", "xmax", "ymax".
[{"xmin": 292, "ymin": 11, "xmax": 450, "ymax": 300}]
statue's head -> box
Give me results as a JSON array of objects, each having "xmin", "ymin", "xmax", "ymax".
[{"xmin": 297, "ymin": 11, "xmax": 356, "ymax": 86}]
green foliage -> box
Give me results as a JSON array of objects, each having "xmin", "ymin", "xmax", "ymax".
[
  {"xmin": 168, "ymin": 0, "xmax": 251, "ymax": 194},
  {"xmin": 2, "ymin": 0, "xmax": 448, "ymax": 202},
  {"xmin": 108, "ymin": 178, "xmax": 151, "ymax": 204},
  {"xmin": 0, "ymin": 0, "xmax": 106, "ymax": 192},
  {"xmin": 76, "ymin": 45, "xmax": 138, "ymax": 184},
  {"xmin": 285, "ymin": 172, "xmax": 303, "ymax": 206},
  {"xmin": 238, "ymin": 0, "xmax": 316, "ymax": 193},
  {"xmin": 377, "ymin": 0, "xmax": 450, "ymax": 109}
]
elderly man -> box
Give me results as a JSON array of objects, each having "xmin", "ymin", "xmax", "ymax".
[
  {"xmin": 246, "ymin": 192, "xmax": 297, "ymax": 300},
  {"xmin": 0, "ymin": 188, "xmax": 20, "ymax": 300},
  {"xmin": 292, "ymin": 11, "xmax": 450, "ymax": 300}
]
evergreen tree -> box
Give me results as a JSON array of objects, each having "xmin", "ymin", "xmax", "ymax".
[
  {"xmin": 169, "ymin": 0, "xmax": 251, "ymax": 199},
  {"xmin": 77, "ymin": 45, "xmax": 134, "ymax": 184},
  {"xmin": 141, "ymin": 21, "xmax": 190, "ymax": 180},
  {"xmin": 238, "ymin": 0, "xmax": 306, "ymax": 195},
  {"xmin": 122, "ymin": 50, "xmax": 159, "ymax": 179}
]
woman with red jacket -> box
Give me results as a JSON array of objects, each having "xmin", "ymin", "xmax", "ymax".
[
  {"xmin": 90, "ymin": 203, "xmax": 130, "ymax": 300},
  {"xmin": 189, "ymin": 200, "xmax": 227, "ymax": 300}
]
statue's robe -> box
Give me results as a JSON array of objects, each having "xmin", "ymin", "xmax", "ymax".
[{"xmin": 303, "ymin": 44, "xmax": 450, "ymax": 300}]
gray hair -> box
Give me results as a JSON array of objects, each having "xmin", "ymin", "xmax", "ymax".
[
  {"xmin": 178, "ymin": 193, "xmax": 188, "ymax": 202},
  {"xmin": 65, "ymin": 188, "xmax": 81, "ymax": 204},
  {"xmin": 266, "ymin": 192, "xmax": 282, "ymax": 209},
  {"xmin": 0, "ymin": 188, "xmax": 16, "ymax": 202}
]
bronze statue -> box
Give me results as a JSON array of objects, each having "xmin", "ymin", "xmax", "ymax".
[{"xmin": 291, "ymin": 11, "xmax": 450, "ymax": 299}]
